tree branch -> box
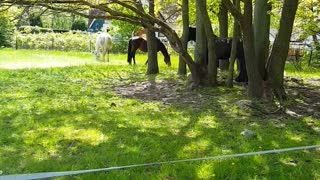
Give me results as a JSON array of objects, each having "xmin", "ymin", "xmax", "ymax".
[{"xmin": 221, "ymin": 0, "xmax": 243, "ymax": 21}]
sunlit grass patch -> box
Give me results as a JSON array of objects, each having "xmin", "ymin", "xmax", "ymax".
[{"xmin": 285, "ymin": 61, "xmax": 320, "ymax": 78}]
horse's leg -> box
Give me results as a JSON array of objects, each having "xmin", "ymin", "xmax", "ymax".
[
  {"xmin": 107, "ymin": 50, "xmax": 110, "ymax": 62},
  {"xmin": 102, "ymin": 49, "xmax": 106, "ymax": 62},
  {"xmin": 235, "ymin": 58, "xmax": 247, "ymax": 82},
  {"xmin": 95, "ymin": 41, "xmax": 100, "ymax": 61},
  {"xmin": 128, "ymin": 52, "xmax": 133, "ymax": 65},
  {"xmin": 127, "ymin": 40, "xmax": 132, "ymax": 65},
  {"xmin": 133, "ymin": 51, "xmax": 136, "ymax": 65}
]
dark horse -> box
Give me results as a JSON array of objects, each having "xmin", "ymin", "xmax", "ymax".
[
  {"xmin": 127, "ymin": 36, "xmax": 171, "ymax": 66},
  {"xmin": 188, "ymin": 27, "xmax": 248, "ymax": 82}
]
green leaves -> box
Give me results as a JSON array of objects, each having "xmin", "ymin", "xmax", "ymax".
[{"xmin": 0, "ymin": 12, "xmax": 15, "ymax": 47}]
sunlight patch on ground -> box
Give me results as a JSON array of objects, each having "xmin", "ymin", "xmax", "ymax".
[
  {"xmin": 0, "ymin": 62, "xmax": 87, "ymax": 69},
  {"xmin": 57, "ymin": 127, "xmax": 108, "ymax": 146},
  {"xmin": 197, "ymin": 164, "xmax": 216, "ymax": 179},
  {"xmin": 198, "ymin": 115, "xmax": 218, "ymax": 129},
  {"xmin": 179, "ymin": 139, "xmax": 211, "ymax": 157},
  {"xmin": 0, "ymin": 59, "xmax": 128, "ymax": 69}
]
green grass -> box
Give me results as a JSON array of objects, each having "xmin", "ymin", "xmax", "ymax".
[
  {"xmin": 0, "ymin": 48, "xmax": 319, "ymax": 179},
  {"xmin": 285, "ymin": 59, "xmax": 320, "ymax": 78}
]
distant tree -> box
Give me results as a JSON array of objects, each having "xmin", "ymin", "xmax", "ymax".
[
  {"xmin": 29, "ymin": 13, "xmax": 43, "ymax": 27},
  {"xmin": 295, "ymin": 0, "xmax": 320, "ymax": 50},
  {"xmin": 71, "ymin": 19, "xmax": 87, "ymax": 31},
  {"xmin": 0, "ymin": 12, "xmax": 14, "ymax": 47}
]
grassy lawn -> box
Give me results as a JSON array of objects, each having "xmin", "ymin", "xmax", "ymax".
[{"xmin": 0, "ymin": 48, "xmax": 319, "ymax": 179}]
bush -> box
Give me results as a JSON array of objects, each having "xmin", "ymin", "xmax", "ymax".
[
  {"xmin": 16, "ymin": 31, "xmax": 93, "ymax": 51},
  {"xmin": 18, "ymin": 26, "xmax": 53, "ymax": 34},
  {"xmin": 15, "ymin": 31, "xmax": 128, "ymax": 53},
  {"xmin": 71, "ymin": 19, "xmax": 87, "ymax": 31},
  {"xmin": 29, "ymin": 14, "xmax": 43, "ymax": 27},
  {"xmin": 0, "ymin": 12, "xmax": 14, "ymax": 47}
]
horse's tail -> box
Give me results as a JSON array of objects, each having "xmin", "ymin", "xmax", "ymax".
[{"xmin": 127, "ymin": 39, "xmax": 132, "ymax": 64}]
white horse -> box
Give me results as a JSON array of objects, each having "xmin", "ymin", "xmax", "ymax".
[{"xmin": 94, "ymin": 32, "xmax": 113, "ymax": 62}]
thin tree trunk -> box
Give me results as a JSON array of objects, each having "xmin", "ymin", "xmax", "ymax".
[
  {"xmin": 254, "ymin": 0, "xmax": 271, "ymax": 80},
  {"xmin": 226, "ymin": 0, "xmax": 240, "ymax": 87},
  {"xmin": 267, "ymin": 0, "xmax": 299, "ymax": 100},
  {"xmin": 178, "ymin": 0, "xmax": 189, "ymax": 75},
  {"xmin": 242, "ymin": 0, "xmax": 264, "ymax": 98},
  {"xmin": 146, "ymin": 0, "xmax": 159, "ymax": 74},
  {"xmin": 195, "ymin": 0, "xmax": 207, "ymax": 65},
  {"xmin": 219, "ymin": 1, "xmax": 228, "ymax": 38},
  {"xmin": 197, "ymin": 0, "xmax": 217, "ymax": 85}
]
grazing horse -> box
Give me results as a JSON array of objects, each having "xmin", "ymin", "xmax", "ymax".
[
  {"xmin": 188, "ymin": 27, "xmax": 248, "ymax": 82},
  {"xmin": 94, "ymin": 32, "xmax": 113, "ymax": 62},
  {"xmin": 127, "ymin": 36, "xmax": 171, "ymax": 66}
]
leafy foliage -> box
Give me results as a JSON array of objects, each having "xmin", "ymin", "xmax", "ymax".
[
  {"xmin": 15, "ymin": 31, "xmax": 129, "ymax": 53},
  {"xmin": 16, "ymin": 31, "xmax": 94, "ymax": 52},
  {"xmin": 29, "ymin": 13, "xmax": 43, "ymax": 27},
  {"xmin": 295, "ymin": 1, "xmax": 320, "ymax": 41},
  {"xmin": 18, "ymin": 26, "xmax": 53, "ymax": 34},
  {"xmin": 0, "ymin": 12, "xmax": 15, "ymax": 47},
  {"xmin": 111, "ymin": 20, "xmax": 141, "ymax": 52},
  {"xmin": 71, "ymin": 19, "xmax": 87, "ymax": 31}
]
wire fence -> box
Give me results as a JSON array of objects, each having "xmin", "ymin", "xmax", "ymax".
[{"xmin": 0, "ymin": 145, "xmax": 319, "ymax": 180}]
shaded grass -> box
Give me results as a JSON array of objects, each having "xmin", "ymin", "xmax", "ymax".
[{"xmin": 0, "ymin": 49, "xmax": 319, "ymax": 179}]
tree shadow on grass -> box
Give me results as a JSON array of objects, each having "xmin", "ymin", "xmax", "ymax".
[{"xmin": 0, "ymin": 69, "xmax": 319, "ymax": 179}]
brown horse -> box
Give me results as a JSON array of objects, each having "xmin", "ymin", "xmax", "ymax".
[{"xmin": 127, "ymin": 36, "xmax": 171, "ymax": 66}]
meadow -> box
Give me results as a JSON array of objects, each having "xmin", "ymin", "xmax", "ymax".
[{"xmin": 0, "ymin": 48, "xmax": 319, "ymax": 179}]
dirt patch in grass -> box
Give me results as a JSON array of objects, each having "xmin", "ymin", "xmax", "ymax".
[
  {"xmin": 112, "ymin": 77, "xmax": 320, "ymax": 118},
  {"xmin": 113, "ymin": 79, "xmax": 202, "ymax": 105},
  {"xmin": 286, "ymin": 77, "xmax": 320, "ymax": 118}
]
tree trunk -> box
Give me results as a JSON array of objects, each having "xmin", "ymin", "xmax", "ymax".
[
  {"xmin": 163, "ymin": 27, "xmax": 201, "ymax": 87},
  {"xmin": 219, "ymin": 1, "xmax": 229, "ymax": 38},
  {"xmin": 195, "ymin": 0, "xmax": 207, "ymax": 65},
  {"xmin": 226, "ymin": 0, "xmax": 240, "ymax": 88},
  {"xmin": 178, "ymin": 0, "xmax": 189, "ymax": 75},
  {"xmin": 267, "ymin": 0, "xmax": 299, "ymax": 100},
  {"xmin": 242, "ymin": 0, "xmax": 264, "ymax": 98},
  {"xmin": 146, "ymin": 0, "xmax": 159, "ymax": 75},
  {"xmin": 254, "ymin": 0, "xmax": 271, "ymax": 80},
  {"xmin": 197, "ymin": 0, "xmax": 218, "ymax": 85}
]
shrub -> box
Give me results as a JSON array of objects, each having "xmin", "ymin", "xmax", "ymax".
[
  {"xmin": 18, "ymin": 26, "xmax": 53, "ymax": 34},
  {"xmin": 29, "ymin": 14, "xmax": 43, "ymax": 27},
  {"xmin": 15, "ymin": 31, "xmax": 128, "ymax": 53},
  {"xmin": 71, "ymin": 19, "xmax": 87, "ymax": 31},
  {"xmin": 0, "ymin": 12, "xmax": 14, "ymax": 47},
  {"xmin": 16, "ymin": 31, "xmax": 94, "ymax": 52}
]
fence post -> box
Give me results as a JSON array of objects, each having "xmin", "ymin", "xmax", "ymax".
[
  {"xmin": 52, "ymin": 38, "xmax": 54, "ymax": 50},
  {"xmin": 308, "ymin": 49, "xmax": 313, "ymax": 66},
  {"xmin": 15, "ymin": 35, "xmax": 18, "ymax": 50}
]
